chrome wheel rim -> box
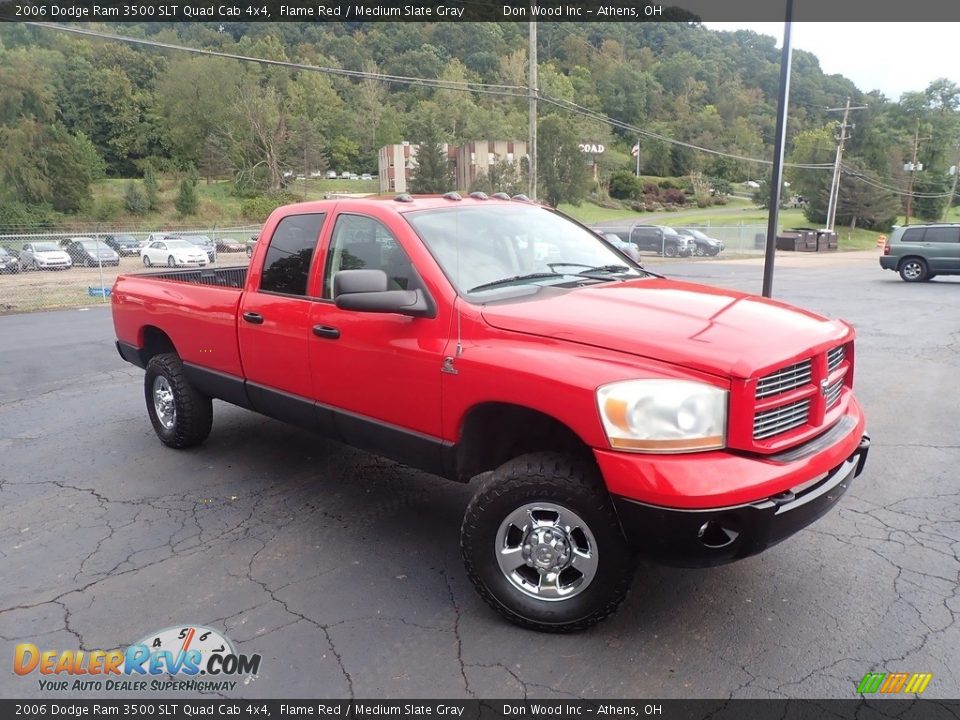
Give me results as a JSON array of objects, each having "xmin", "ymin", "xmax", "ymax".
[
  {"xmin": 495, "ymin": 503, "xmax": 598, "ymax": 601},
  {"xmin": 903, "ymin": 261, "xmax": 922, "ymax": 280},
  {"xmin": 152, "ymin": 376, "xmax": 176, "ymax": 430}
]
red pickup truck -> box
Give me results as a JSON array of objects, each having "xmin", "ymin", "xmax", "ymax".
[{"xmin": 113, "ymin": 194, "xmax": 869, "ymax": 632}]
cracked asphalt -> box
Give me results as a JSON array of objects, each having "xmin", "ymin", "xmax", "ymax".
[{"xmin": 1, "ymin": 252, "xmax": 957, "ymax": 699}]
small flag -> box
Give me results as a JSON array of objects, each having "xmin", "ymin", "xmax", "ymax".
[{"xmin": 630, "ymin": 143, "xmax": 640, "ymax": 157}]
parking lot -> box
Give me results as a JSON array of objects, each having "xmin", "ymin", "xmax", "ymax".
[{"xmin": 1, "ymin": 252, "xmax": 957, "ymax": 699}]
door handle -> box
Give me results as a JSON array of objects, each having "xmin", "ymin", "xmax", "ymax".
[
  {"xmin": 242, "ymin": 311, "xmax": 264, "ymax": 324},
  {"xmin": 312, "ymin": 325, "xmax": 340, "ymax": 339}
]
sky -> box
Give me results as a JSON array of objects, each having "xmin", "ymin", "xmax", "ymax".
[{"xmin": 704, "ymin": 23, "xmax": 959, "ymax": 101}]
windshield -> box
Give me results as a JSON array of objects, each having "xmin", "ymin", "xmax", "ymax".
[
  {"xmin": 406, "ymin": 205, "xmax": 647, "ymax": 297},
  {"xmin": 114, "ymin": 235, "xmax": 138, "ymax": 244},
  {"xmin": 80, "ymin": 240, "xmax": 105, "ymax": 250},
  {"xmin": 33, "ymin": 243, "xmax": 59, "ymax": 252},
  {"xmin": 0, "ymin": 248, "xmax": 9, "ymax": 257},
  {"xmin": 164, "ymin": 240, "xmax": 193, "ymax": 250},
  {"xmin": 184, "ymin": 236, "xmax": 210, "ymax": 245}
]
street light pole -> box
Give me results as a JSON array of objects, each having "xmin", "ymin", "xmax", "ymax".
[{"xmin": 761, "ymin": 0, "xmax": 793, "ymax": 299}]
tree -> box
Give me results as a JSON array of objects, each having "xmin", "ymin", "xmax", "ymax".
[
  {"xmin": 174, "ymin": 175, "xmax": 199, "ymax": 216},
  {"xmin": 911, "ymin": 173, "xmax": 951, "ymax": 222},
  {"xmin": 537, "ymin": 115, "xmax": 589, "ymax": 207},
  {"xmin": 124, "ymin": 182, "xmax": 148, "ymax": 216},
  {"xmin": 142, "ymin": 164, "xmax": 161, "ymax": 212},
  {"xmin": 833, "ymin": 162, "xmax": 900, "ymax": 230},
  {"xmin": 471, "ymin": 155, "xmax": 527, "ymax": 196},
  {"xmin": 409, "ymin": 125, "xmax": 451, "ymax": 194}
]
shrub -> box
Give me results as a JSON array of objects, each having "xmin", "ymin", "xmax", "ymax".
[
  {"xmin": 240, "ymin": 192, "xmax": 299, "ymax": 221},
  {"xmin": 663, "ymin": 188, "xmax": 687, "ymax": 205},
  {"xmin": 124, "ymin": 182, "xmax": 149, "ymax": 216},
  {"xmin": 92, "ymin": 197, "xmax": 123, "ymax": 222},
  {"xmin": 608, "ymin": 170, "xmax": 642, "ymax": 200},
  {"xmin": 642, "ymin": 182, "xmax": 660, "ymax": 196}
]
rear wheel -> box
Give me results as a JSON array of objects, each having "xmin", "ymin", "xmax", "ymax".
[
  {"xmin": 461, "ymin": 452, "xmax": 634, "ymax": 633},
  {"xmin": 899, "ymin": 257, "xmax": 929, "ymax": 282},
  {"xmin": 144, "ymin": 353, "xmax": 213, "ymax": 449}
]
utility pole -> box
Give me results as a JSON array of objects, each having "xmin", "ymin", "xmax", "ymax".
[
  {"xmin": 904, "ymin": 121, "xmax": 931, "ymax": 225},
  {"xmin": 943, "ymin": 142, "xmax": 960, "ymax": 222},
  {"xmin": 824, "ymin": 98, "xmax": 867, "ymax": 231},
  {"xmin": 528, "ymin": 20, "xmax": 537, "ymax": 200}
]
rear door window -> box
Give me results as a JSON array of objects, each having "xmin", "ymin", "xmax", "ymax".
[
  {"xmin": 260, "ymin": 213, "xmax": 327, "ymax": 297},
  {"xmin": 900, "ymin": 228, "xmax": 926, "ymax": 242},
  {"xmin": 922, "ymin": 227, "xmax": 959, "ymax": 244}
]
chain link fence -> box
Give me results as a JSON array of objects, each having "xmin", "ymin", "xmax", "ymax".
[{"xmin": 0, "ymin": 223, "xmax": 261, "ymax": 314}]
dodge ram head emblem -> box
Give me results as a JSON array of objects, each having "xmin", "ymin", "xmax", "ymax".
[{"xmin": 820, "ymin": 378, "xmax": 830, "ymax": 397}]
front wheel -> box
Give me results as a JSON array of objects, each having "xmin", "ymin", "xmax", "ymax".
[
  {"xmin": 694, "ymin": 245, "xmax": 706, "ymax": 257},
  {"xmin": 663, "ymin": 244, "xmax": 678, "ymax": 258},
  {"xmin": 143, "ymin": 256, "xmax": 151, "ymax": 267},
  {"xmin": 899, "ymin": 257, "xmax": 929, "ymax": 282},
  {"xmin": 144, "ymin": 353, "xmax": 213, "ymax": 449},
  {"xmin": 167, "ymin": 256, "xmax": 176, "ymax": 268},
  {"xmin": 461, "ymin": 452, "xmax": 634, "ymax": 633}
]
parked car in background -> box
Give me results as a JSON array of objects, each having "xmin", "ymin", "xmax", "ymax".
[
  {"xmin": 246, "ymin": 235, "xmax": 259, "ymax": 259},
  {"xmin": 145, "ymin": 232, "xmax": 174, "ymax": 246},
  {"xmin": 879, "ymin": 223, "xmax": 960, "ymax": 282},
  {"xmin": 325, "ymin": 170, "xmax": 338, "ymax": 179},
  {"xmin": 65, "ymin": 237, "xmax": 120, "ymax": 267},
  {"xmin": 179, "ymin": 235, "xmax": 217, "ymax": 263},
  {"xmin": 340, "ymin": 171, "xmax": 352, "ymax": 179},
  {"xmin": 601, "ymin": 233, "xmax": 642, "ymax": 262},
  {"xmin": 215, "ymin": 237, "xmax": 247, "ymax": 253},
  {"xmin": 676, "ymin": 228, "xmax": 725, "ymax": 256},
  {"xmin": 596, "ymin": 225, "xmax": 693, "ymax": 258},
  {"xmin": 141, "ymin": 239, "xmax": 208, "ymax": 268},
  {"xmin": 104, "ymin": 234, "xmax": 142, "ymax": 257},
  {"xmin": 360, "ymin": 173, "xmax": 374, "ymax": 181},
  {"xmin": 20, "ymin": 242, "xmax": 72, "ymax": 270},
  {"xmin": 0, "ymin": 246, "xmax": 21, "ymax": 274}
]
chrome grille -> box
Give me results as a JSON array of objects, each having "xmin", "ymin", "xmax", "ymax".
[
  {"xmin": 824, "ymin": 380, "xmax": 843, "ymax": 409},
  {"xmin": 754, "ymin": 399, "xmax": 810, "ymax": 440},
  {"xmin": 756, "ymin": 360, "xmax": 812, "ymax": 399},
  {"xmin": 827, "ymin": 345, "xmax": 845, "ymax": 374}
]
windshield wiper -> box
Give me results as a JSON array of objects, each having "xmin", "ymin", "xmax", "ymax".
[
  {"xmin": 546, "ymin": 262, "xmax": 634, "ymax": 280},
  {"xmin": 468, "ymin": 272, "xmax": 561, "ymax": 293}
]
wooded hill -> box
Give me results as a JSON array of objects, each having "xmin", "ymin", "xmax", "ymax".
[{"xmin": 2, "ymin": 21, "xmax": 958, "ymax": 228}]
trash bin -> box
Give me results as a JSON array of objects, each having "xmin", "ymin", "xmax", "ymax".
[
  {"xmin": 789, "ymin": 228, "xmax": 819, "ymax": 251},
  {"xmin": 815, "ymin": 230, "xmax": 838, "ymax": 251},
  {"xmin": 776, "ymin": 230, "xmax": 813, "ymax": 251}
]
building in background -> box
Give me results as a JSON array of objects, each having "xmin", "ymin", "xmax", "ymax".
[{"xmin": 379, "ymin": 140, "xmax": 526, "ymax": 194}]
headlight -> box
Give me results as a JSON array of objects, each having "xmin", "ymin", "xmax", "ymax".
[{"xmin": 596, "ymin": 379, "xmax": 727, "ymax": 453}]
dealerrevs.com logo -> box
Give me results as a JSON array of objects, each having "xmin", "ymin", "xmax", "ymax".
[{"xmin": 14, "ymin": 625, "xmax": 261, "ymax": 693}]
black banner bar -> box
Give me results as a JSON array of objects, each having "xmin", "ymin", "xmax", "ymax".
[
  {"xmin": 2, "ymin": 0, "xmax": 960, "ymax": 22},
  {"xmin": 3, "ymin": 700, "xmax": 960, "ymax": 720}
]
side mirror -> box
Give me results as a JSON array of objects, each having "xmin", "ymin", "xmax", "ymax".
[{"xmin": 333, "ymin": 269, "xmax": 435, "ymax": 318}]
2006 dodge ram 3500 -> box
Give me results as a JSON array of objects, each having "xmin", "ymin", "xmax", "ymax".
[{"xmin": 113, "ymin": 194, "xmax": 869, "ymax": 632}]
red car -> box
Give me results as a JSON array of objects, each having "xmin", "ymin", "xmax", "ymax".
[{"xmin": 112, "ymin": 195, "xmax": 869, "ymax": 632}]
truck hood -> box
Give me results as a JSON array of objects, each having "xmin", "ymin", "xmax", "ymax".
[{"xmin": 479, "ymin": 278, "xmax": 851, "ymax": 380}]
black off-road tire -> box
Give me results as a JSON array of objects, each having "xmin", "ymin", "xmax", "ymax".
[
  {"xmin": 144, "ymin": 353, "xmax": 213, "ymax": 449},
  {"xmin": 461, "ymin": 452, "xmax": 634, "ymax": 633},
  {"xmin": 663, "ymin": 244, "xmax": 679, "ymax": 258}
]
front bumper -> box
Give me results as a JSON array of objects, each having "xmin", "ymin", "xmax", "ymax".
[{"xmin": 611, "ymin": 435, "xmax": 869, "ymax": 567}]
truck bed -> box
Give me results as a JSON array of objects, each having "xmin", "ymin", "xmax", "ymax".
[{"xmin": 139, "ymin": 265, "xmax": 248, "ymax": 289}]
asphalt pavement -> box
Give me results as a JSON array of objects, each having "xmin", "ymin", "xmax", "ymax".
[{"xmin": 1, "ymin": 252, "xmax": 958, "ymax": 699}]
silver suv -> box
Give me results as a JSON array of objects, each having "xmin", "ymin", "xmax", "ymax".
[{"xmin": 879, "ymin": 224, "xmax": 960, "ymax": 282}]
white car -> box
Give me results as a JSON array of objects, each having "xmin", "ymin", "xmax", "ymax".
[
  {"xmin": 141, "ymin": 239, "xmax": 208, "ymax": 268},
  {"xmin": 20, "ymin": 242, "xmax": 72, "ymax": 271}
]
